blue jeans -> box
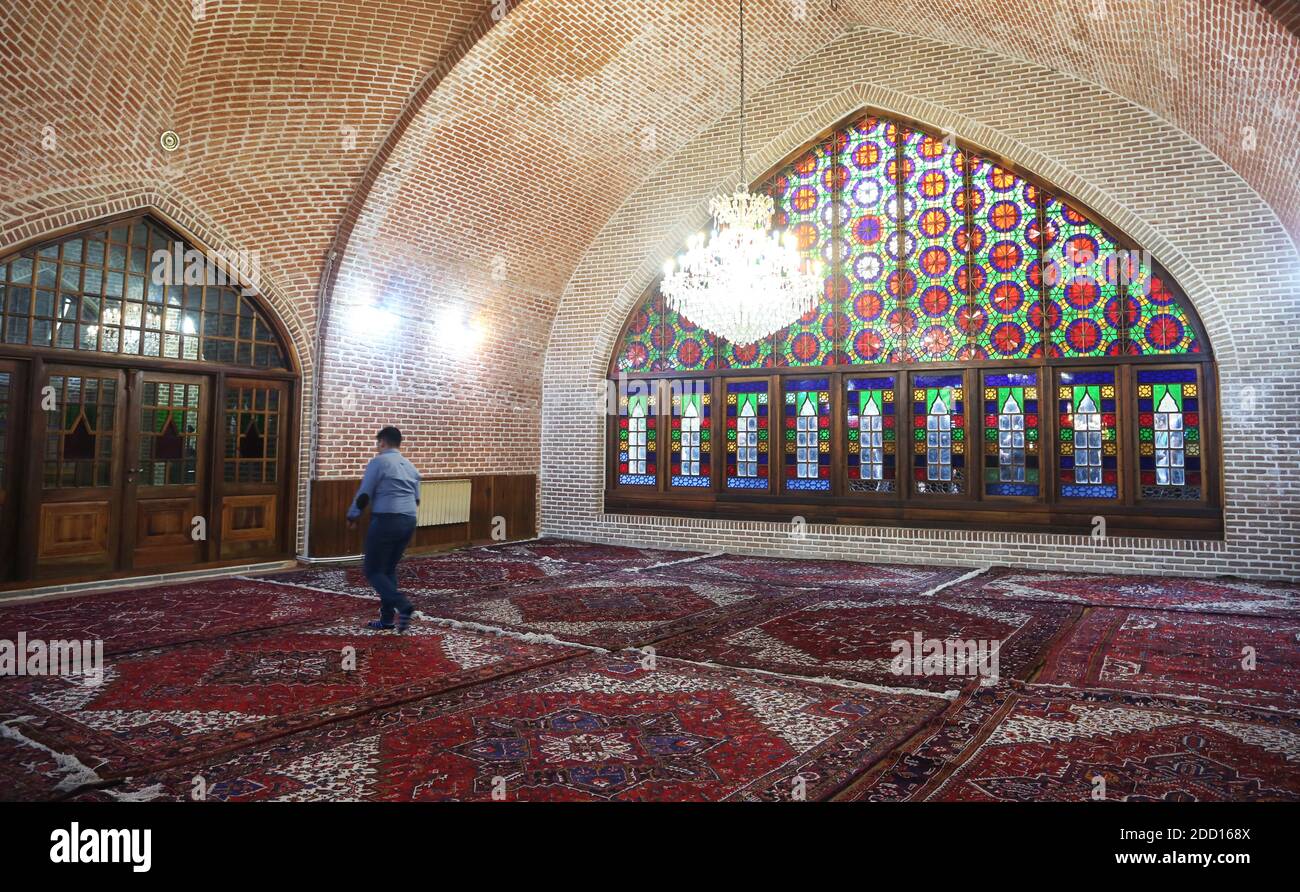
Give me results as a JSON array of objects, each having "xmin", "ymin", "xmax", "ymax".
[{"xmin": 363, "ymin": 513, "xmax": 417, "ymax": 623}]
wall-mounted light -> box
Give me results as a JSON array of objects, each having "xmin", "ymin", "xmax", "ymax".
[{"xmin": 435, "ymin": 305, "xmax": 485, "ymax": 358}]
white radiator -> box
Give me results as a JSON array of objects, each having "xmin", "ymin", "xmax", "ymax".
[{"xmin": 417, "ymin": 479, "xmax": 471, "ymax": 527}]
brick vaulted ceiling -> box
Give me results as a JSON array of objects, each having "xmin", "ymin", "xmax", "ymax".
[{"xmin": 1, "ymin": 0, "xmax": 1296, "ymax": 361}]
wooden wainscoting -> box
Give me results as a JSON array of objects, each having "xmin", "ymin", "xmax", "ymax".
[{"xmin": 308, "ymin": 473, "xmax": 537, "ymax": 559}]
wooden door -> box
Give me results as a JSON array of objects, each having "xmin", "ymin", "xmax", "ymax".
[
  {"xmin": 29, "ymin": 364, "xmax": 127, "ymax": 578},
  {"xmin": 218, "ymin": 377, "xmax": 289, "ymax": 559},
  {"xmin": 0, "ymin": 360, "xmax": 25, "ymax": 580},
  {"xmin": 122, "ymin": 371, "xmax": 209, "ymax": 570}
]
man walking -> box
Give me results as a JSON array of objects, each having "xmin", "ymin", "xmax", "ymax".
[{"xmin": 347, "ymin": 426, "xmax": 422, "ymax": 631}]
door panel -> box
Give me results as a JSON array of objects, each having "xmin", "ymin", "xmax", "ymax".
[
  {"xmin": 0, "ymin": 360, "xmax": 25, "ymax": 579},
  {"xmin": 32, "ymin": 365, "xmax": 126, "ymax": 578},
  {"xmin": 219, "ymin": 378, "xmax": 288, "ymax": 559},
  {"xmin": 123, "ymin": 372, "xmax": 209, "ymax": 569}
]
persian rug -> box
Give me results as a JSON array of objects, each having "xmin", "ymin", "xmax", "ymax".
[
  {"xmin": 1034, "ymin": 608, "xmax": 1300, "ymax": 713},
  {"xmin": 416, "ymin": 575, "xmax": 800, "ymax": 649},
  {"xmin": 91, "ymin": 654, "xmax": 945, "ymax": 802},
  {"xmin": 478, "ymin": 537, "xmax": 705, "ymax": 569},
  {"xmin": 944, "ymin": 567, "xmax": 1300, "ymax": 619},
  {"xmin": 0, "ymin": 700, "xmax": 105, "ymax": 801},
  {"xmin": 659, "ymin": 553, "xmax": 974, "ymax": 595},
  {"xmin": 264, "ymin": 549, "xmax": 600, "ymax": 600},
  {"xmin": 0, "ymin": 578, "xmax": 366, "ymax": 658},
  {"xmin": 0, "ymin": 620, "xmax": 580, "ymax": 795},
  {"xmin": 840, "ymin": 685, "xmax": 1300, "ymax": 802},
  {"xmin": 656, "ymin": 594, "xmax": 1079, "ymax": 692}
]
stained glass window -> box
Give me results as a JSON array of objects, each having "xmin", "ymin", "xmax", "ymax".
[
  {"xmin": 1137, "ymin": 367, "xmax": 1202, "ymax": 500},
  {"xmin": 0, "ymin": 218, "xmax": 287, "ymax": 370},
  {"xmin": 913, "ymin": 373, "xmax": 965, "ymax": 494},
  {"xmin": 968, "ymin": 160, "xmax": 1043, "ymax": 360},
  {"xmin": 841, "ymin": 115, "xmax": 903, "ymax": 364},
  {"xmin": 617, "ymin": 385, "xmax": 656, "ymax": 486},
  {"xmin": 903, "ymin": 129, "xmax": 968, "ymax": 362},
  {"xmin": 661, "ymin": 301, "xmax": 715, "ymax": 371},
  {"xmin": 670, "ymin": 380, "xmax": 711, "ymax": 487},
  {"xmin": 606, "ymin": 109, "xmax": 1217, "ymax": 531},
  {"xmin": 846, "ymin": 375, "xmax": 896, "ymax": 492},
  {"xmin": 1058, "ymin": 370, "xmax": 1118, "ymax": 499},
  {"xmin": 1042, "ymin": 198, "xmax": 1125, "ymax": 358},
  {"xmin": 983, "ymin": 371, "xmax": 1040, "ymax": 497},
  {"xmin": 615, "ymin": 112, "xmax": 1206, "ymax": 373},
  {"xmin": 616, "ymin": 289, "xmax": 661, "ymax": 374},
  {"xmin": 1125, "ymin": 260, "xmax": 1202, "ymax": 356},
  {"xmin": 771, "ymin": 136, "xmax": 839, "ymax": 368},
  {"xmin": 725, "ymin": 380, "xmax": 768, "ymax": 489},
  {"xmin": 783, "ymin": 378, "xmax": 830, "ymax": 491}
]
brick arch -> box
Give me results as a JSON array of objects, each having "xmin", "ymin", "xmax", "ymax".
[{"xmin": 543, "ymin": 25, "xmax": 1300, "ymax": 578}]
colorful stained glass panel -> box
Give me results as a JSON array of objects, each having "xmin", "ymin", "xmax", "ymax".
[
  {"xmin": 982, "ymin": 371, "xmax": 1040, "ymax": 497},
  {"xmin": 968, "ymin": 160, "xmax": 1043, "ymax": 360},
  {"xmin": 783, "ymin": 377, "xmax": 831, "ymax": 492},
  {"xmin": 846, "ymin": 375, "xmax": 896, "ymax": 493},
  {"xmin": 1126, "ymin": 260, "xmax": 1202, "ymax": 356},
  {"xmin": 841, "ymin": 115, "xmax": 903, "ymax": 364},
  {"xmin": 617, "ymin": 384, "xmax": 657, "ymax": 486},
  {"xmin": 669, "ymin": 380, "xmax": 711, "ymax": 488},
  {"xmin": 660, "ymin": 302, "xmax": 715, "ymax": 371},
  {"xmin": 912, "ymin": 373, "xmax": 965, "ymax": 495},
  {"xmin": 1136, "ymin": 367, "xmax": 1202, "ymax": 500},
  {"xmin": 725, "ymin": 381, "xmax": 769, "ymax": 490},
  {"xmin": 616, "ymin": 290, "xmax": 661, "ymax": 373},
  {"xmin": 1057, "ymin": 370, "xmax": 1119, "ymax": 499},
  {"xmin": 1043, "ymin": 199, "xmax": 1124, "ymax": 358},
  {"xmin": 902, "ymin": 129, "xmax": 968, "ymax": 363}
]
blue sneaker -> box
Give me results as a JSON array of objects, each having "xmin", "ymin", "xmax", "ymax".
[{"xmin": 366, "ymin": 619, "xmax": 395, "ymax": 631}]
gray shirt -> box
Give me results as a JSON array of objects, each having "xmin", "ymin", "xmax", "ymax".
[{"xmin": 348, "ymin": 449, "xmax": 422, "ymax": 519}]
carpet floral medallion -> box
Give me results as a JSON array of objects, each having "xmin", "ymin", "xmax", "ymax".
[
  {"xmin": 0, "ymin": 622, "xmax": 580, "ymax": 796},
  {"xmin": 841, "ymin": 685, "xmax": 1300, "ymax": 802},
  {"xmin": 479, "ymin": 537, "xmax": 705, "ymax": 569},
  {"xmin": 657, "ymin": 594, "xmax": 1080, "ymax": 692},
  {"xmin": 657, "ymin": 554, "xmax": 973, "ymax": 595},
  {"xmin": 944, "ymin": 568, "xmax": 1300, "ymax": 618},
  {"xmin": 0, "ymin": 579, "xmax": 367, "ymax": 657},
  {"xmin": 1034, "ymin": 608, "xmax": 1300, "ymax": 713},
  {"xmin": 92, "ymin": 655, "xmax": 946, "ymax": 802},
  {"xmin": 266, "ymin": 551, "xmax": 596, "ymax": 601},
  {"xmin": 417, "ymin": 575, "xmax": 802, "ymax": 649}
]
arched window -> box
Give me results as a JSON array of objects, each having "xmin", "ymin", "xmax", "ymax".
[{"xmin": 608, "ymin": 110, "xmax": 1220, "ymax": 538}]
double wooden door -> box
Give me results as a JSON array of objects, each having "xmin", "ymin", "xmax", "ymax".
[{"xmin": 16, "ymin": 363, "xmax": 211, "ymax": 579}]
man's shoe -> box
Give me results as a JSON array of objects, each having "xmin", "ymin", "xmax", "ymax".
[
  {"xmin": 366, "ymin": 620, "xmax": 395, "ymax": 631},
  {"xmin": 396, "ymin": 608, "xmax": 415, "ymax": 633}
]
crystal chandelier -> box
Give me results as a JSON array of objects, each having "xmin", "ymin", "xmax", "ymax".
[{"xmin": 660, "ymin": 0, "xmax": 822, "ymax": 347}]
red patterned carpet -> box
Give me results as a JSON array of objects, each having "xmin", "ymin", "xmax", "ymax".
[
  {"xmin": 479, "ymin": 537, "xmax": 704, "ymax": 569},
  {"xmin": 657, "ymin": 594, "xmax": 1079, "ymax": 692},
  {"xmin": 1, "ymin": 539, "xmax": 1297, "ymax": 803},
  {"xmin": 944, "ymin": 567, "xmax": 1300, "ymax": 618},
  {"xmin": 664, "ymin": 553, "xmax": 971, "ymax": 594},
  {"xmin": 0, "ymin": 620, "xmax": 579, "ymax": 793},
  {"xmin": 92, "ymin": 654, "xmax": 946, "ymax": 802},
  {"xmin": 843, "ymin": 685, "xmax": 1300, "ymax": 802},
  {"xmin": 267, "ymin": 550, "xmax": 598, "ymax": 601},
  {"xmin": 1035, "ymin": 608, "xmax": 1300, "ymax": 713},
  {"xmin": 0, "ymin": 578, "xmax": 366, "ymax": 656},
  {"xmin": 412, "ymin": 573, "xmax": 802, "ymax": 649}
]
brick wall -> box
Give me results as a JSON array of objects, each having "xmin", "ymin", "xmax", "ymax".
[
  {"xmin": 1, "ymin": 2, "xmax": 1296, "ymax": 569},
  {"xmin": 541, "ymin": 24, "xmax": 1300, "ymax": 580}
]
